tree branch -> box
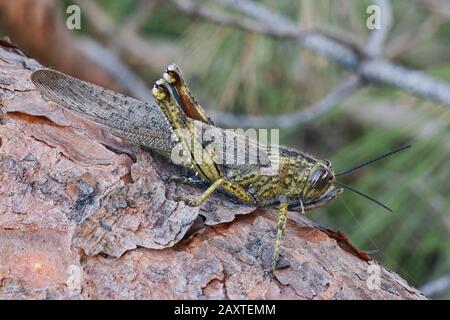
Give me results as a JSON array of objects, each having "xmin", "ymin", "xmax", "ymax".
[
  {"xmin": 209, "ymin": 75, "xmax": 362, "ymax": 128},
  {"xmin": 73, "ymin": 0, "xmax": 182, "ymax": 71},
  {"xmin": 171, "ymin": 0, "xmax": 311, "ymax": 38},
  {"xmin": 360, "ymin": 59, "xmax": 450, "ymax": 106},
  {"xmin": 365, "ymin": 0, "xmax": 393, "ymax": 57},
  {"xmin": 173, "ymin": 0, "xmax": 450, "ymax": 108}
]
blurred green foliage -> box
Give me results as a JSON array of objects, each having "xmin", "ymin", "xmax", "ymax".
[{"xmin": 88, "ymin": 0, "xmax": 450, "ymax": 298}]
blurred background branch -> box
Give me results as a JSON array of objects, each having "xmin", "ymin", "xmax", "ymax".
[
  {"xmin": 71, "ymin": 0, "xmax": 450, "ymax": 123},
  {"xmin": 365, "ymin": 0, "xmax": 392, "ymax": 56},
  {"xmin": 208, "ymin": 75, "xmax": 362, "ymax": 128},
  {"xmin": 421, "ymin": 273, "xmax": 450, "ymax": 298},
  {"xmin": 73, "ymin": 0, "xmax": 182, "ymax": 71}
]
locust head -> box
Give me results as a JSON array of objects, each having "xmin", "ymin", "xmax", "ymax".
[
  {"xmin": 289, "ymin": 145, "xmax": 412, "ymax": 213},
  {"xmin": 290, "ymin": 159, "xmax": 343, "ymax": 212}
]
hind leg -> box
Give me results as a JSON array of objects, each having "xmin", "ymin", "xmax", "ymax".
[
  {"xmin": 152, "ymin": 79, "xmax": 222, "ymax": 182},
  {"xmin": 163, "ymin": 64, "xmax": 214, "ymax": 125}
]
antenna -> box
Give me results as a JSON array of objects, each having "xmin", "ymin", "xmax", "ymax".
[
  {"xmin": 336, "ymin": 145, "xmax": 412, "ymax": 177},
  {"xmin": 335, "ymin": 181, "xmax": 393, "ymax": 213}
]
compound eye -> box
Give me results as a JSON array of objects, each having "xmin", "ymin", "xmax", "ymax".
[
  {"xmin": 324, "ymin": 159, "xmax": 332, "ymax": 168},
  {"xmin": 310, "ymin": 168, "xmax": 330, "ymax": 189}
]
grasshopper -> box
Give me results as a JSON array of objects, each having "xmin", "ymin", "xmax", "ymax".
[{"xmin": 31, "ymin": 65, "xmax": 409, "ymax": 273}]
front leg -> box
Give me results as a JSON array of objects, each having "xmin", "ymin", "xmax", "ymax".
[
  {"xmin": 184, "ymin": 177, "xmax": 254, "ymax": 206},
  {"xmin": 271, "ymin": 198, "xmax": 289, "ymax": 273}
]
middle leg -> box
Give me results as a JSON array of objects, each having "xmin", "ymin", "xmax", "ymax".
[
  {"xmin": 184, "ymin": 177, "xmax": 255, "ymax": 207},
  {"xmin": 271, "ymin": 198, "xmax": 289, "ymax": 273}
]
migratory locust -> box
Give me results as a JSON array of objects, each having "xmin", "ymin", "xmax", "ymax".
[{"xmin": 31, "ymin": 65, "xmax": 410, "ymax": 272}]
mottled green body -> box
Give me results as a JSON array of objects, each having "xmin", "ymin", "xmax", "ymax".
[{"xmin": 225, "ymin": 148, "xmax": 314, "ymax": 206}]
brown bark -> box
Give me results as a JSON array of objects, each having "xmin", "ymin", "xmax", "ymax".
[{"xmin": 0, "ymin": 43, "xmax": 426, "ymax": 300}]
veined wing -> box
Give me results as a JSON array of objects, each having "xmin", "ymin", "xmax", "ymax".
[
  {"xmin": 31, "ymin": 69, "xmax": 275, "ymax": 169},
  {"xmin": 195, "ymin": 121, "xmax": 274, "ymax": 170},
  {"xmin": 31, "ymin": 69, "xmax": 175, "ymax": 156}
]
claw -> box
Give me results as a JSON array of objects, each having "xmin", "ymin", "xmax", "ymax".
[
  {"xmin": 163, "ymin": 71, "xmax": 178, "ymax": 84},
  {"xmin": 164, "ymin": 64, "xmax": 182, "ymax": 84},
  {"xmin": 177, "ymin": 196, "xmax": 197, "ymax": 206},
  {"xmin": 167, "ymin": 64, "xmax": 180, "ymax": 72},
  {"xmin": 186, "ymin": 198, "xmax": 197, "ymax": 206},
  {"xmin": 152, "ymin": 79, "xmax": 170, "ymax": 101}
]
